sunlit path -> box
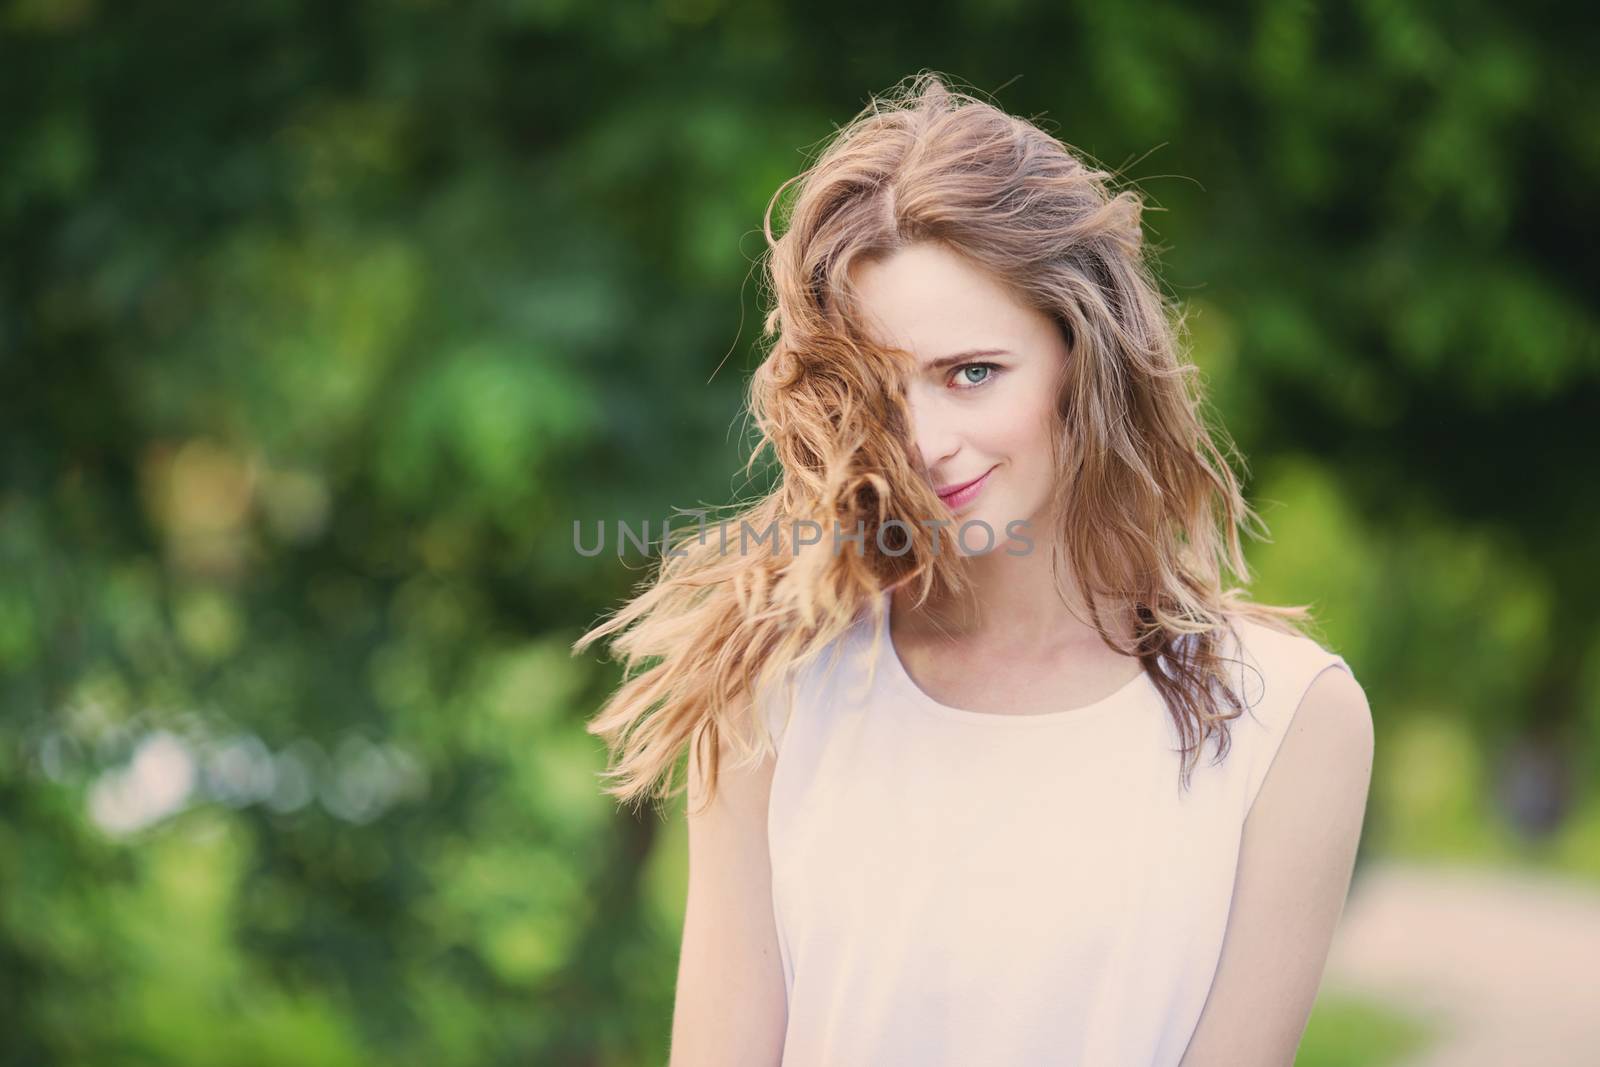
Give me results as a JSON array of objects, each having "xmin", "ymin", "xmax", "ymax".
[{"xmin": 1321, "ymin": 860, "xmax": 1600, "ymax": 1066}]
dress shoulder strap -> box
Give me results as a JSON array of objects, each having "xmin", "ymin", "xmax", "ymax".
[{"xmin": 1225, "ymin": 618, "xmax": 1354, "ymax": 816}]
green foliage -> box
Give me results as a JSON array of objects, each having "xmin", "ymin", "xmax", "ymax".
[
  {"xmin": 1297, "ymin": 991, "xmax": 1435, "ymax": 1067},
  {"xmin": 2, "ymin": 1, "xmax": 1595, "ymax": 1062}
]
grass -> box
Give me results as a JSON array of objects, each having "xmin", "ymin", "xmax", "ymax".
[{"xmin": 1296, "ymin": 990, "xmax": 1435, "ymax": 1067}]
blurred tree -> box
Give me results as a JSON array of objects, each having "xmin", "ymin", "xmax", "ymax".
[{"xmin": 0, "ymin": 1, "xmax": 1594, "ymax": 1064}]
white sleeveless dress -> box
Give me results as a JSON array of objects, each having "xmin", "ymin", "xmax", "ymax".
[{"xmin": 759, "ymin": 592, "xmax": 1353, "ymax": 1066}]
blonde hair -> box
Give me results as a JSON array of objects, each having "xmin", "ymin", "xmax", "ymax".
[{"xmin": 572, "ymin": 72, "xmax": 1315, "ymax": 816}]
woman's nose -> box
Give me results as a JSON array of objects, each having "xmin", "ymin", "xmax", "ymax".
[{"xmin": 907, "ymin": 392, "xmax": 960, "ymax": 475}]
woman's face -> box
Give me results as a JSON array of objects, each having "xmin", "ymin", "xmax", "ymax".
[{"xmin": 850, "ymin": 241, "xmax": 1069, "ymax": 556}]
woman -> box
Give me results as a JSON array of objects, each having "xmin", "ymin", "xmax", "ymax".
[{"xmin": 574, "ymin": 73, "xmax": 1373, "ymax": 1066}]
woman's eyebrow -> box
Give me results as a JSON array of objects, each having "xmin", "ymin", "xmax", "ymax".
[{"xmin": 924, "ymin": 347, "xmax": 1012, "ymax": 371}]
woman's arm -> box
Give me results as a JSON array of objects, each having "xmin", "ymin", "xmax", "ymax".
[
  {"xmin": 1179, "ymin": 665, "xmax": 1376, "ymax": 1066},
  {"xmin": 669, "ymin": 707, "xmax": 787, "ymax": 1067}
]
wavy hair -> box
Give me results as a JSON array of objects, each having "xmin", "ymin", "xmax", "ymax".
[{"xmin": 573, "ymin": 72, "xmax": 1317, "ymax": 817}]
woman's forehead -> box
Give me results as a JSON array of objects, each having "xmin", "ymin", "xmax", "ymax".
[{"xmin": 849, "ymin": 245, "xmax": 1041, "ymax": 364}]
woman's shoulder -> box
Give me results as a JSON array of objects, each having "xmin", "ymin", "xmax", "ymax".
[
  {"xmin": 1222, "ymin": 614, "xmax": 1351, "ymax": 691},
  {"xmin": 755, "ymin": 605, "xmax": 878, "ymax": 751},
  {"xmin": 1217, "ymin": 614, "xmax": 1369, "ymax": 810}
]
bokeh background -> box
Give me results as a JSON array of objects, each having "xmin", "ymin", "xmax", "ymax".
[{"xmin": 3, "ymin": 2, "xmax": 1597, "ymax": 1065}]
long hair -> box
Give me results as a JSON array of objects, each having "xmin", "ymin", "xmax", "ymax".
[{"xmin": 572, "ymin": 72, "xmax": 1316, "ymax": 817}]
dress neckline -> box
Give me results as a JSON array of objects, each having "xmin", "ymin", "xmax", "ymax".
[{"xmin": 874, "ymin": 590, "xmax": 1152, "ymax": 727}]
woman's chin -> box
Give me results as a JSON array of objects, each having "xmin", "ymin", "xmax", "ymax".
[{"xmin": 942, "ymin": 511, "xmax": 1005, "ymax": 556}]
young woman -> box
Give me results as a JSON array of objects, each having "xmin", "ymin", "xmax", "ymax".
[{"xmin": 575, "ymin": 74, "xmax": 1374, "ymax": 1067}]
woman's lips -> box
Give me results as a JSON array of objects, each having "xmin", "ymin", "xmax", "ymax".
[{"xmin": 936, "ymin": 466, "xmax": 995, "ymax": 510}]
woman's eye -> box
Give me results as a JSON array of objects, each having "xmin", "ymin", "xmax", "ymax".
[{"xmin": 950, "ymin": 362, "xmax": 999, "ymax": 389}]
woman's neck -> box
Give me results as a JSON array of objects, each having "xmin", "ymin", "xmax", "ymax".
[{"xmin": 894, "ymin": 539, "xmax": 1136, "ymax": 653}]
